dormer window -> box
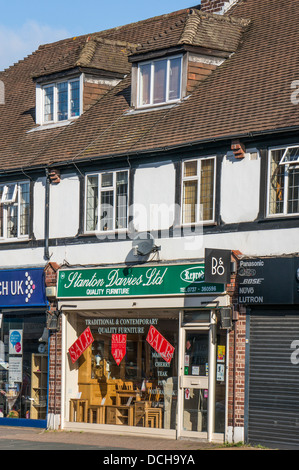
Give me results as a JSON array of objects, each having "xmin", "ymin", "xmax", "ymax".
[
  {"xmin": 42, "ymin": 78, "xmax": 81, "ymax": 124},
  {"xmin": 137, "ymin": 56, "xmax": 182, "ymax": 108}
]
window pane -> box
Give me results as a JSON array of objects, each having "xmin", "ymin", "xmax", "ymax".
[
  {"xmin": 3, "ymin": 183, "xmax": 17, "ymax": 202},
  {"xmin": 184, "ymin": 161, "xmax": 197, "ymax": 177},
  {"xmin": 19, "ymin": 183, "xmax": 30, "ymax": 236},
  {"xmin": 44, "ymin": 86, "xmax": 54, "ymax": 122},
  {"xmin": 287, "ymin": 167, "xmax": 299, "ymax": 214},
  {"xmin": 70, "ymin": 80, "xmax": 80, "ymax": 117},
  {"xmin": 101, "ymin": 173, "xmax": 113, "ymax": 188},
  {"xmin": 57, "ymin": 82, "xmax": 68, "ymax": 121},
  {"xmin": 0, "ymin": 187, "xmax": 3, "ymax": 237},
  {"xmin": 100, "ymin": 191, "xmax": 114, "ymax": 231},
  {"xmin": 7, "ymin": 204, "xmax": 18, "ymax": 238},
  {"xmin": 183, "ymin": 180, "xmax": 197, "ymax": 224},
  {"xmin": 139, "ymin": 64, "xmax": 151, "ymax": 106},
  {"xmin": 86, "ymin": 176, "xmax": 98, "ymax": 231},
  {"xmin": 116, "ymin": 172, "xmax": 128, "ymax": 229},
  {"xmin": 169, "ymin": 57, "xmax": 181, "ymax": 101},
  {"xmin": 269, "ymin": 150, "xmax": 284, "ymax": 215},
  {"xmin": 200, "ymin": 159, "xmax": 215, "ymax": 221},
  {"xmin": 153, "ymin": 60, "xmax": 167, "ymax": 104}
]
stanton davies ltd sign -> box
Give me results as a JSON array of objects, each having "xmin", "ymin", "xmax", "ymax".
[{"xmin": 57, "ymin": 263, "xmax": 225, "ymax": 299}]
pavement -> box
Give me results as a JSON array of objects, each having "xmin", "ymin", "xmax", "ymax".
[{"xmin": 0, "ymin": 425, "xmax": 260, "ymax": 452}]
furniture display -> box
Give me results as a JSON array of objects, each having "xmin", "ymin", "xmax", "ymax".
[
  {"xmin": 70, "ymin": 340, "xmax": 166, "ymax": 429},
  {"xmin": 30, "ymin": 354, "xmax": 48, "ymax": 420}
]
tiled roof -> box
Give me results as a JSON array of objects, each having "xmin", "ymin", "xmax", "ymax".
[
  {"xmin": 0, "ymin": 0, "xmax": 299, "ymax": 172},
  {"xmin": 132, "ymin": 8, "xmax": 250, "ymax": 57}
]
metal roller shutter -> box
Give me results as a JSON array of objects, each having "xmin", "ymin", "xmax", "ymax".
[{"xmin": 248, "ymin": 311, "xmax": 299, "ymax": 449}]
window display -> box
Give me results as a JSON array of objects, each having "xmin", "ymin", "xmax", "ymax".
[
  {"xmin": 0, "ymin": 314, "xmax": 48, "ymax": 421},
  {"xmin": 68, "ymin": 313, "xmax": 178, "ymax": 429}
]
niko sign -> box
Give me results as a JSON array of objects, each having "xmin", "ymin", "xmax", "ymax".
[{"xmin": 204, "ymin": 249, "xmax": 232, "ymax": 285}]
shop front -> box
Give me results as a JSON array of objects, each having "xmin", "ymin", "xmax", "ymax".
[
  {"xmin": 57, "ymin": 263, "xmax": 232, "ymax": 441},
  {"xmin": 238, "ymin": 256, "xmax": 299, "ymax": 449},
  {"xmin": 0, "ymin": 268, "xmax": 48, "ymax": 428}
]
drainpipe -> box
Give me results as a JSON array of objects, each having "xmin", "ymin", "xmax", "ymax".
[{"xmin": 44, "ymin": 168, "xmax": 50, "ymax": 260}]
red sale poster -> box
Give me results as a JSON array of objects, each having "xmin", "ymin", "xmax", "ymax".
[
  {"xmin": 146, "ymin": 325, "xmax": 175, "ymax": 364},
  {"xmin": 68, "ymin": 327, "xmax": 94, "ymax": 364},
  {"xmin": 111, "ymin": 334, "xmax": 127, "ymax": 365}
]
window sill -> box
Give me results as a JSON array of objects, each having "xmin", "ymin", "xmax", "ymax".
[
  {"xmin": 0, "ymin": 237, "xmax": 30, "ymax": 244},
  {"xmin": 125, "ymin": 101, "xmax": 182, "ymax": 115},
  {"xmin": 27, "ymin": 119, "xmax": 77, "ymax": 133},
  {"xmin": 264, "ymin": 213, "xmax": 299, "ymax": 221},
  {"xmin": 79, "ymin": 230, "xmax": 128, "ymax": 239}
]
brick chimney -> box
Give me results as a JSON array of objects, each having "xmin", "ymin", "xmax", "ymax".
[{"xmin": 200, "ymin": 0, "xmax": 237, "ymax": 14}]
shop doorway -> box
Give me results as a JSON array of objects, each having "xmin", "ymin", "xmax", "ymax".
[{"xmin": 178, "ymin": 312, "xmax": 227, "ymax": 441}]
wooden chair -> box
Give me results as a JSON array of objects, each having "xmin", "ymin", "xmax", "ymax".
[
  {"xmin": 145, "ymin": 383, "xmax": 153, "ymax": 400},
  {"xmin": 124, "ymin": 381, "xmax": 133, "ymax": 390},
  {"xmin": 88, "ymin": 405, "xmax": 105, "ymax": 424},
  {"xmin": 115, "ymin": 379, "xmax": 124, "ymax": 390},
  {"xmin": 134, "ymin": 401, "xmax": 152, "ymax": 426},
  {"xmin": 69, "ymin": 399, "xmax": 88, "ymax": 423}
]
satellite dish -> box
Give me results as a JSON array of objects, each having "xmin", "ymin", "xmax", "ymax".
[{"xmin": 132, "ymin": 233, "xmax": 160, "ymax": 256}]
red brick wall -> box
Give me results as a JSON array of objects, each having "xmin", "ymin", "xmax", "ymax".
[
  {"xmin": 226, "ymin": 252, "xmax": 246, "ymax": 432},
  {"xmin": 187, "ymin": 60, "xmax": 217, "ymax": 94},
  {"xmin": 201, "ymin": 0, "xmax": 232, "ymax": 13},
  {"xmin": 44, "ymin": 263, "xmax": 61, "ymax": 423}
]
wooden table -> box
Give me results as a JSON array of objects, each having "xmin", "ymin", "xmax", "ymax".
[
  {"xmin": 69, "ymin": 398, "xmax": 88, "ymax": 423},
  {"xmin": 106, "ymin": 405, "xmax": 134, "ymax": 426},
  {"xmin": 115, "ymin": 390, "xmax": 141, "ymax": 406}
]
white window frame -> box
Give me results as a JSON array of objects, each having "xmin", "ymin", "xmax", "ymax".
[
  {"xmin": 267, "ymin": 145, "xmax": 299, "ymax": 218},
  {"xmin": 41, "ymin": 76, "xmax": 82, "ymax": 124},
  {"xmin": 137, "ymin": 55, "xmax": 183, "ymax": 108},
  {"xmin": 181, "ymin": 156, "xmax": 216, "ymax": 226},
  {"xmin": 0, "ymin": 181, "xmax": 30, "ymax": 241},
  {"xmin": 84, "ymin": 169, "xmax": 129, "ymax": 234}
]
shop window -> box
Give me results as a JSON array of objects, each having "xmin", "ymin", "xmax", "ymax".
[
  {"xmin": 67, "ymin": 314, "xmax": 178, "ymax": 430},
  {"xmin": 181, "ymin": 157, "xmax": 216, "ymax": 224},
  {"xmin": 0, "ymin": 314, "xmax": 48, "ymax": 421},
  {"xmin": 268, "ymin": 146, "xmax": 299, "ymax": 216},
  {"xmin": 85, "ymin": 170, "xmax": 129, "ymax": 233},
  {"xmin": 0, "ymin": 181, "xmax": 30, "ymax": 240}
]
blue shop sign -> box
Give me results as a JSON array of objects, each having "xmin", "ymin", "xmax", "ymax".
[{"xmin": 0, "ymin": 268, "xmax": 47, "ymax": 308}]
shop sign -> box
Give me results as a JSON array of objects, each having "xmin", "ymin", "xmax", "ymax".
[
  {"xmin": 57, "ymin": 263, "xmax": 224, "ymax": 299},
  {"xmin": 204, "ymin": 248, "xmax": 232, "ymax": 284},
  {"xmin": 111, "ymin": 334, "xmax": 127, "ymax": 365},
  {"xmin": 238, "ymin": 257, "xmax": 298, "ymax": 305},
  {"xmin": 68, "ymin": 327, "xmax": 94, "ymax": 364},
  {"xmin": 9, "ymin": 330, "xmax": 23, "ymax": 355},
  {"xmin": 0, "ymin": 268, "xmax": 47, "ymax": 307},
  {"xmin": 146, "ymin": 325, "xmax": 174, "ymax": 364}
]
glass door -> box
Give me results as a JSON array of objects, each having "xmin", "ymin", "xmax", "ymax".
[
  {"xmin": 178, "ymin": 313, "xmax": 227, "ymax": 441},
  {"xmin": 180, "ymin": 329, "xmax": 210, "ymax": 437}
]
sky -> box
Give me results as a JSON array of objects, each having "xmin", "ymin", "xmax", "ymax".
[{"xmin": 0, "ymin": 0, "xmax": 200, "ymax": 71}]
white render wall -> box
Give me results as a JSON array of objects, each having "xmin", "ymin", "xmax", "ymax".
[
  {"xmin": 220, "ymin": 151, "xmax": 261, "ymax": 224},
  {"xmin": 1, "ymin": 154, "xmax": 299, "ymax": 269}
]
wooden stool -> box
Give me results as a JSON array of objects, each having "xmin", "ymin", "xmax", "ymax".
[
  {"xmin": 145, "ymin": 408, "xmax": 162, "ymax": 428},
  {"xmin": 88, "ymin": 405, "xmax": 105, "ymax": 424},
  {"xmin": 69, "ymin": 399, "xmax": 88, "ymax": 423}
]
